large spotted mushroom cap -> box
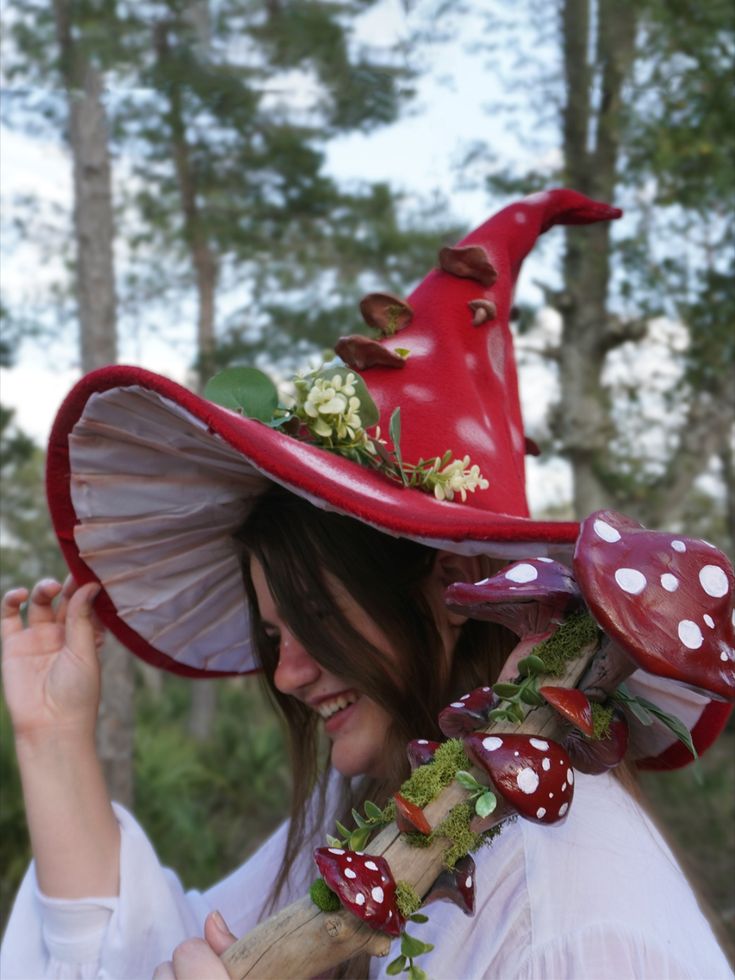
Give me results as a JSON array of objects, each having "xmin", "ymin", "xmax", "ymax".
[
  {"xmin": 445, "ymin": 558, "xmax": 582, "ymax": 639},
  {"xmin": 438, "ymin": 686, "xmax": 498, "ymax": 738},
  {"xmin": 464, "ymin": 732, "xmax": 574, "ymax": 825},
  {"xmin": 573, "ymin": 510, "xmax": 735, "ymax": 701},
  {"xmin": 313, "ymin": 847, "xmax": 405, "ymax": 938}
]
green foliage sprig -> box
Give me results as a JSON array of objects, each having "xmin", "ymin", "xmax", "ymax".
[
  {"xmin": 612, "ymin": 683, "xmax": 698, "ymax": 760},
  {"xmin": 326, "ymin": 800, "xmax": 392, "ymax": 852},
  {"xmin": 387, "ymin": 919, "xmax": 434, "ymax": 980}
]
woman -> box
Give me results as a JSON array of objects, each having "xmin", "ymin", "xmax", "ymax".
[{"xmin": 2, "ymin": 189, "xmax": 733, "ymax": 978}]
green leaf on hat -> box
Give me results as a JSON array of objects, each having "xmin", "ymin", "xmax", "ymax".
[
  {"xmin": 204, "ymin": 367, "xmax": 279, "ymax": 421},
  {"xmin": 475, "ymin": 790, "xmax": 497, "ymax": 819}
]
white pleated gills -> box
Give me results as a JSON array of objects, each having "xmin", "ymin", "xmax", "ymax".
[{"xmin": 69, "ymin": 386, "xmax": 270, "ymax": 673}]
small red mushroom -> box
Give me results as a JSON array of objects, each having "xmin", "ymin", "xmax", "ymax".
[
  {"xmin": 394, "ymin": 793, "xmax": 432, "ymax": 836},
  {"xmin": 464, "ymin": 732, "xmax": 575, "ymax": 825},
  {"xmin": 573, "ymin": 510, "xmax": 735, "ymax": 701},
  {"xmin": 563, "ymin": 709, "xmax": 629, "ymax": 774},
  {"xmin": 438, "ymin": 686, "xmax": 498, "ymax": 738},
  {"xmin": 445, "ymin": 559, "xmax": 583, "ymax": 679},
  {"xmin": 540, "ymin": 686, "xmax": 595, "ymax": 737},
  {"xmin": 313, "ymin": 847, "xmax": 405, "ymax": 937},
  {"xmin": 423, "ymin": 855, "xmax": 476, "ymax": 916},
  {"xmin": 406, "ymin": 739, "xmax": 442, "ymax": 770}
]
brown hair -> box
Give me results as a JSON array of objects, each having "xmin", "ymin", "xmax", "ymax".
[{"xmin": 235, "ymin": 486, "xmax": 515, "ymax": 910}]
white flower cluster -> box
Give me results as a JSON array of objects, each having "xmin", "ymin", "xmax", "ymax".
[
  {"xmin": 294, "ymin": 372, "xmax": 368, "ymax": 444},
  {"xmin": 428, "ymin": 455, "xmax": 490, "ymax": 502}
]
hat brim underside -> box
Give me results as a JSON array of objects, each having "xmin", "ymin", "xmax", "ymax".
[
  {"xmin": 44, "ymin": 367, "xmax": 732, "ymax": 772},
  {"xmin": 47, "ymin": 366, "xmax": 579, "ymax": 678}
]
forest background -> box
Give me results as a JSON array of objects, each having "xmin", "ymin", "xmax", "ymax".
[{"xmin": 1, "ymin": 0, "xmax": 733, "ymax": 949}]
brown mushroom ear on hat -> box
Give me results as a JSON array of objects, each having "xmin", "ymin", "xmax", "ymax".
[{"xmin": 573, "ymin": 510, "xmax": 735, "ymax": 702}]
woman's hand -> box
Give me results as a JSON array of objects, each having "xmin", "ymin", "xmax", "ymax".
[
  {"xmin": 1, "ymin": 577, "xmax": 105, "ymax": 745},
  {"xmin": 152, "ymin": 911, "xmax": 237, "ymax": 979}
]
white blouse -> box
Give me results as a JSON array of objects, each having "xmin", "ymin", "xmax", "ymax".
[{"xmin": 2, "ymin": 770, "xmax": 732, "ymax": 980}]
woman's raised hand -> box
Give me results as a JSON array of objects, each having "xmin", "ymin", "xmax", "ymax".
[{"xmin": 1, "ymin": 577, "xmax": 105, "ymax": 746}]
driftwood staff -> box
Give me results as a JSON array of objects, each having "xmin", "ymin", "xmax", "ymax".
[{"xmin": 220, "ymin": 633, "xmax": 600, "ymax": 979}]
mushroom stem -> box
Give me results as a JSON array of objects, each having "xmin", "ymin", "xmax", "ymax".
[
  {"xmin": 469, "ymin": 796, "xmax": 515, "ymax": 835},
  {"xmin": 495, "ymin": 630, "xmax": 556, "ymax": 684},
  {"xmin": 578, "ymin": 637, "xmax": 637, "ymax": 702}
]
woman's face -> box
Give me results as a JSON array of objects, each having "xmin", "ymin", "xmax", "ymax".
[{"xmin": 250, "ymin": 557, "xmax": 403, "ymax": 780}]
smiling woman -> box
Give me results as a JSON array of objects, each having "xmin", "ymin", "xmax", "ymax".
[{"xmin": 1, "ymin": 190, "xmax": 733, "ymax": 980}]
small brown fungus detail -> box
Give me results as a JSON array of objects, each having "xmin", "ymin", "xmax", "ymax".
[
  {"xmin": 438, "ymin": 245, "xmax": 498, "ymax": 286},
  {"xmin": 468, "ymin": 298, "xmax": 498, "ymax": 326},
  {"xmin": 359, "ymin": 292, "xmax": 413, "ymax": 335},
  {"xmin": 334, "ymin": 335, "xmax": 406, "ymax": 371}
]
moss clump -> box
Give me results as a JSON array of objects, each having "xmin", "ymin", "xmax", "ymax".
[
  {"xmin": 309, "ymin": 877, "xmax": 341, "ymax": 912},
  {"xmin": 430, "ymin": 801, "xmax": 506, "ymax": 869},
  {"xmin": 399, "ymin": 739, "xmax": 471, "ymax": 808},
  {"xmin": 396, "ymin": 880, "xmax": 422, "ymax": 918},
  {"xmin": 535, "ymin": 612, "xmax": 600, "ymax": 676},
  {"xmin": 590, "ymin": 701, "xmax": 614, "ymax": 739},
  {"xmin": 381, "ymin": 799, "xmax": 397, "ymax": 824}
]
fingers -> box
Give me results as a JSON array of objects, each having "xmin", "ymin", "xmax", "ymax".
[
  {"xmin": 26, "ymin": 579, "xmax": 64, "ymax": 627},
  {"xmin": 152, "ymin": 960, "xmax": 175, "ymax": 979},
  {"xmin": 171, "ymin": 938, "xmax": 231, "ymax": 979},
  {"xmin": 0, "ymin": 587, "xmax": 30, "ymax": 641},
  {"xmin": 65, "ymin": 583, "xmax": 102, "ymax": 659},
  {"xmin": 204, "ymin": 910, "xmax": 237, "ymax": 956}
]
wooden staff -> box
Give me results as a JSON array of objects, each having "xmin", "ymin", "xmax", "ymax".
[{"xmin": 220, "ymin": 635, "xmax": 601, "ymax": 979}]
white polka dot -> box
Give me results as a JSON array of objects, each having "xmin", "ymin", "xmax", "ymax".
[
  {"xmin": 517, "ymin": 768, "xmax": 540, "ymax": 794},
  {"xmin": 418, "ymin": 739, "xmax": 428, "ymax": 744},
  {"xmin": 661, "ymin": 573, "xmax": 679, "ymax": 592},
  {"xmin": 461, "ymin": 694, "xmax": 470, "ymax": 700},
  {"xmin": 561, "ymin": 783, "xmax": 566, "ymax": 792},
  {"xmin": 536, "ymin": 807, "xmax": 546, "ymax": 819},
  {"xmin": 505, "ymin": 563, "xmax": 539, "ymax": 584},
  {"xmin": 328, "ymin": 848, "xmax": 345, "ymax": 854},
  {"xmin": 371, "ymin": 886, "xmax": 384, "ymax": 904},
  {"xmin": 364, "ymin": 861, "xmax": 378, "ymax": 872},
  {"xmin": 672, "ymin": 540, "xmax": 686, "ymax": 553},
  {"xmin": 514, "ymin": 751, "xmax": 519, "ymax": 757},
  {"xmin": 542, "ymin": 758, "xmax": 551, "ymax": 771},
  {"xmin": 450, "ymin": 702, "xmax": 465, "ymax": 708},
  {"xmin": 346, "ymin": 856, "xmax": 352, "ymax": 862},
  {"xmin": 344, "ymin": 868, "xmax": 356, "ymax": 879},
  {"xmin": 704, "ymin": 614, "xmax": 715, "ymax": 628},
  {"xmin": 615, "ymin": 568, "xmax": 647, "ymax": 595},
  {"xmin": 558, "ymin": 803, "xmax": 569, "ymax": 817},
  {"xmin": 720, "ymin": 652, "xmax": 729, "ymax": 662},
  {"xmin": 567, "ymin": 769, "xmax": 574, "ymax": 784},
  {"xmin": 732, "ymin": 610, "xmax": 735, "ymax": 628},
  {"xmin": 594, "ymin": 519, "xmax": 621, "ymax": 543},
  {"xmin": 699, "ymin": 565, "xmax": 728, "ymax": 598},
  {"xmin": 482, "ymin": 736, "xmax": 503, "ymax": 751},
  {"xmin": 466, "ymin": 876, "xmax": 473, "ymax": 888},
  {"xmin": 678, "ymin": 620, "xmax": 703, "ymax": 650},
  {"xmin": 536, "ymin": 557, "xmax": 554, "ymax": 563},
  {"xmin": 355, "ymin": 893, "xmax": 366, "ymax": 906},
  {"xmin": 530, "ymin": 738, "xmax": 549, "ymax": 751},
  {"xmin": 549, "ymin": 792, "xmax": 554, "ymax": 799},
  {"xmin": 482, "ymin": 686, "xmax": 491, "ymax": 692}
]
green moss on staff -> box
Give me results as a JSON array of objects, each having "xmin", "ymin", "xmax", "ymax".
[
  {"xmin": 535, "ymin": 612, "xmax": 600, "ymax": 676},
  {"xmin": 590, "ymin": 701, "xmax": 614, "ymax": 739},
  {"xmin": 309, "ymin": 877, "xmax": 341, "ymax": 912},
  {"xmin": 396, "ymin": 880, "xmax": 422, "ymax": 918},
  {"xmin": 398, "ymin": 740, "xmax": 471, "ymax": 808}
]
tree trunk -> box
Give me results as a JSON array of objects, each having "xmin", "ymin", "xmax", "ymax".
[
  {"xmin": 53, "ymin": 0, "xmax": 135, "ymax": 807},
  {"xmin": 557, "ymin": 0, "xmax": 637, "ymax": 517}
]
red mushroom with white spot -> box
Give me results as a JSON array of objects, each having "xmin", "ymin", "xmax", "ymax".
[
  {"xmin": 423, "ymin": 854, "xmax": 476, "ymax": 916},
  {"xmin": 464, "ymin": 732, "xmax": 575, "ymax": 825},
  {"xmin": 313, "ymin": 847, "xmax": 405, "ymax": 938},
  {"xmin": 573, "ymin": 510, "xmax": 735, "ymax": 702},
  {"xmin": 438, "ymin": 686, "xmax": 498, "ymax": 738},
  {"xmin": 406, "ymin": 739, "xmax": 442, "ymax": 770},
  {"xmin": 445, "ymin": 558, "xmax": 583, "ymax": 679}
]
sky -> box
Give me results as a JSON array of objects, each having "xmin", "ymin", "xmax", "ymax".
[{"xmin": 0, "ymin": 0, "xmax": 576, "ymax": 508}]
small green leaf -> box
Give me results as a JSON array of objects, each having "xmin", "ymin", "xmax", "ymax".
[
  {"xmin": 335, "ymin": 821, "xmax": 351, "ymax": 839},
  {"xmin": 349, "ymin": 827, "xmax": 371, "ymax": 851},
  {"xmin": 622, "ymin": 692, "xmax": 698, "ymax": 760},
  {"xmin": 352, "ymin": 808, "xmax": 368, "ymax": 828},
  {"xmin": 389, "ymin": 407, "xmax": 408, "ymax": 485},
  {"xmin": 325, "ymin": 834, "xmax": 342, "ymax": 848},
  {"xmin": 488, "ymin": 707, "xmax": 511, "ymax": 722},
  {"xmin": 518, "ymin": 654, "xmax": 547, "ymax": 676},
  {"xmin": 509, "ymin": 702, "xmax": 526, "ymax": 723},
  {"xmin": 394, "ymin": 347, "xmax": 411, "ymax": 358},
  {"xmin": 493, "ymin": 682, "xmax": 521, "ymax": 699},
  {"xmin": 409, "ymin": 913, "xmax": 429, "ymax": 923},
  {"xmin": 401, "ymin": 933, "xmax": 434, "ymax": 958},
  {"xmin": 203, "ymin": 368, "xmax": 279, "ymax": 421},
  {"xmin": 386, "ymin": 954, "xmax": 407, "ymax": 975},
  {"xmin": 407, "ymin": 966, "xmax": 429, "ymax": 980},
  {"xmin": 455, "ymin": 770, "xmax": 481, "ymax": 791},
  {"xmin": 475, "ymin": 791, "xmax": 497, "ymax": 819},
  {"xmin": 612, "ymin": 685, "xmax": 654, "ymax": 726},
  {"xmin": 520, "ymin": 686, "xmax": 544, "ymax": 706},
  {"xmin": 364, "ymin": 800, "xmax": 384, "ymax": 821}
]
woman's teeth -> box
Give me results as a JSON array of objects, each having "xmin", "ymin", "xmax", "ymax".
[{"xmin": 317, "ymin": 693, "xmax": 358, "ymax": 720}]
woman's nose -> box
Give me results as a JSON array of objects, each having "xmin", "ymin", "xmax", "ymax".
[{"xmin": 273, "ymin": 629, "xmax": 321, "ymax": 694}]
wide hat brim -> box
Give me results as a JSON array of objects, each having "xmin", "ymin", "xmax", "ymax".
[{"xmin": 46, "ymin": 365, "xmax": 731, "ymax": 770}]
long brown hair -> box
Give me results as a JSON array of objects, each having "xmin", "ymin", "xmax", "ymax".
[{"xmin": 235, "ymin": 487, "xmax": 515, "ymax": 912}]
